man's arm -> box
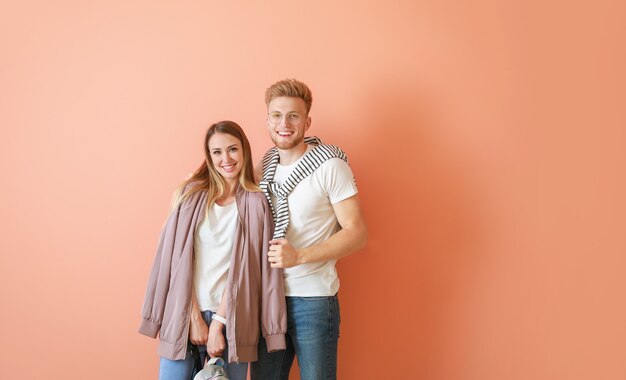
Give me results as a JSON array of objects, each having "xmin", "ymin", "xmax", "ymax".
[{"xmin": 268, "ymin": 194, "xmax": 367, "ymax": 268}]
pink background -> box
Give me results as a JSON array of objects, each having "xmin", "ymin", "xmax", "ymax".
[{"xmin": 1, "ymin": 1, "xmax": 624, "ymax": 379}]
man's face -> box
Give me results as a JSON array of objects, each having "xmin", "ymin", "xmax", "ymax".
[{"xmin": 267, "ymin": 96, "xmax": 310, "ymax": 150}]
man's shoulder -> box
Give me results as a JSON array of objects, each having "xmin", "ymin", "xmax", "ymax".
[
  {"xmin": 316, "ymin": 156, "xmax": 353, "ymax": 175},
  {"xmin": 315, "ymin": 142, "xmax": 348, "ymax": 160}
]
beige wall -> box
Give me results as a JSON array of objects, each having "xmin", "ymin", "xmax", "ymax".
[{"xmin": 1, "ymin": 1, "xmax": 624, "ymax": 379}]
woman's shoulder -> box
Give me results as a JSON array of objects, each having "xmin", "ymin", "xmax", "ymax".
[
  {"xmin": 179, "ymin": 180, "xmax": 209, "ymax": 197},
  {"xmin": 182, "ymin": 179, "xmax": 203, "ymax": 191},
  {"xmin": 240, "ymin": 188, "xmax": 270, "ymax": 209},
  {"xmin": 172, "ymin": 180, "xmax": 206, "ymax": 209},
  {"xmin": 244, "ymin": 189, "xmax": 268, "ymax": 203}
]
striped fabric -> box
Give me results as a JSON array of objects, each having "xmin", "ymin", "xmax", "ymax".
[{"xmin": 259, "ymin": 136, "xmax": 349, "ymax": 239}]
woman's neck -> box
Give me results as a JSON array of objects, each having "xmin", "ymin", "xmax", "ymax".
[{"xmin": 216, "ymin": 180, "xmax": 237, "ymax": 206}]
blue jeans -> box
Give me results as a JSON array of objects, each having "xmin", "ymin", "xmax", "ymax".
[
  {"xmin": 159, "ymin": 310, "xmax": 248, "ymax": 380},
  {"xmin": 251, "ymin": 295, "xmax": 340, "ymax": 380}
]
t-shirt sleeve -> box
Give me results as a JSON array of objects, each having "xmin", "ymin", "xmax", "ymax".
[{"xmin": 316, "ymin": 158, "xmax": 359, "ymax": 204}]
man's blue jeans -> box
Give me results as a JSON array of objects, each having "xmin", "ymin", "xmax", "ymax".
[
  {"xmin": 159, "ymin": 310, "xmax": 248, "ymax": 380},
  {"xmin": 251, "ymin": 295, "xmax": 341, "ymax": 380}
]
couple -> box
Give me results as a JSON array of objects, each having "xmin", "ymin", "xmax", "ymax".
[{"xmin": 139, "ymin": 78, "xmax": 367, "ymax": 380}]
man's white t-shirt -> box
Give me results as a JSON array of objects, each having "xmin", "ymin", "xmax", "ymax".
[
  {"xmin": 271, "ymin": 149, "xmax": 358, "ymax": 296},
  {"xmin": 193, "ymin": 202, "xmax": 238, "ymax": 311}
]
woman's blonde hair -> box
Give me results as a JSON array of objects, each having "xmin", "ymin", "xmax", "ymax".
[{"xmin": 173, "ymin": 120, "xmax": 258, "ymax": 215}]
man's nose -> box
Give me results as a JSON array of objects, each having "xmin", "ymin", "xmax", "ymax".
[{"xmin": 278, "ymin": 115, "xmax": 288, "ymax": 127}]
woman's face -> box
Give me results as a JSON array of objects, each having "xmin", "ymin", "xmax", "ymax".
[{"xmin": 208, "ymin": 132, "xmax": 244, "ymax": 184}]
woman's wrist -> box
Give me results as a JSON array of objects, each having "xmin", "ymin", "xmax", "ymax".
[
  {"xmin": 190, "ymin": 309, "xmax": 203, "ymax": 324},
  {"xmin": 211, "ymin": 313, "xmax": 227, "ymax": 326}
]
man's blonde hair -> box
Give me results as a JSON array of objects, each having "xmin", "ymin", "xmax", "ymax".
[{"xmin": 265, "ymin": 78, "xmax": 313, "ymax": 114}]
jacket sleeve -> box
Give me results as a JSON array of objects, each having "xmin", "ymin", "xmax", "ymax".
[
  {"xmin": 138, "ymin": 207, "xmax": 179, "ymax": 338},
  {"xmin": 260, "ymin": 198, "xmax": 287, "ymax": 352}
]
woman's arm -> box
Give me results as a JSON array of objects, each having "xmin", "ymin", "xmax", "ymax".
[
  {"xmin": 260, "ymin": 198, "xmax": 287, "ymax": 352},
  {"xmin": 138, "ymin": 207, "xmax": 179, "ymax": 338},
  {"xmin": 207, "ymin": 290, "xmax": 227, "ymax": 357},
  {"xmin": 188, "ymin": 291, "xmax": 208, "ymax": 345}
]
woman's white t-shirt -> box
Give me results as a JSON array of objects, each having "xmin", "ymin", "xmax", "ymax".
[{"xmin": 193, "ymin": 201, "xmax": 238, "ymax": 312}]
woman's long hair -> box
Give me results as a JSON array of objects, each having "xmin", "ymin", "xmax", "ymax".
[{"xmin": 173, "ymin": 121, "xmax": 258, "ymax": 215}]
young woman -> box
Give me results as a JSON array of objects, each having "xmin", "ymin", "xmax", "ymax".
[{"xmin": 139, "ymin": 121, "xmax": 287, "ymax": 380}]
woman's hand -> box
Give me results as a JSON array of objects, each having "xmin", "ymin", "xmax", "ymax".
[
  {"xmin": 188, "ymin": 312, "xmax": 208, "ymax": 345},
  {"xmin": 207, "ymin": 319, "xmax": 226, "ymax": 358}
]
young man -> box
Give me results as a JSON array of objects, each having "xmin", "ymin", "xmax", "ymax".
[{"xmin": 252, "ymin": 79, "xmax": 368, "ymax": 380}]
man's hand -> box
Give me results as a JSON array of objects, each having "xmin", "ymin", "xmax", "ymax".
[{"xmin": 268, "ymin": 239, "xmax": 301, "ymax": 268}]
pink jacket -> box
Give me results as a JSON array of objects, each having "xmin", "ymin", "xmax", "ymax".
[{"xmin": 138, "ymin": 185, "xmax": 287, "ymax": 362}]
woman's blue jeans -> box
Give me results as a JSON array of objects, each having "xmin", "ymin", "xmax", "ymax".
[
  {"xmin": 159, "ymin": 310, "xmax": 248, "ymax": 380},
  {"xmin": 251, "ymin": 295, "xmax": 341, "ymax": 380}
]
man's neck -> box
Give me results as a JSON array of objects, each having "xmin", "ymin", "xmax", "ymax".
[{"xmin": 278, "ymin": 141, "xmax": 308, "ymax": 166}]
